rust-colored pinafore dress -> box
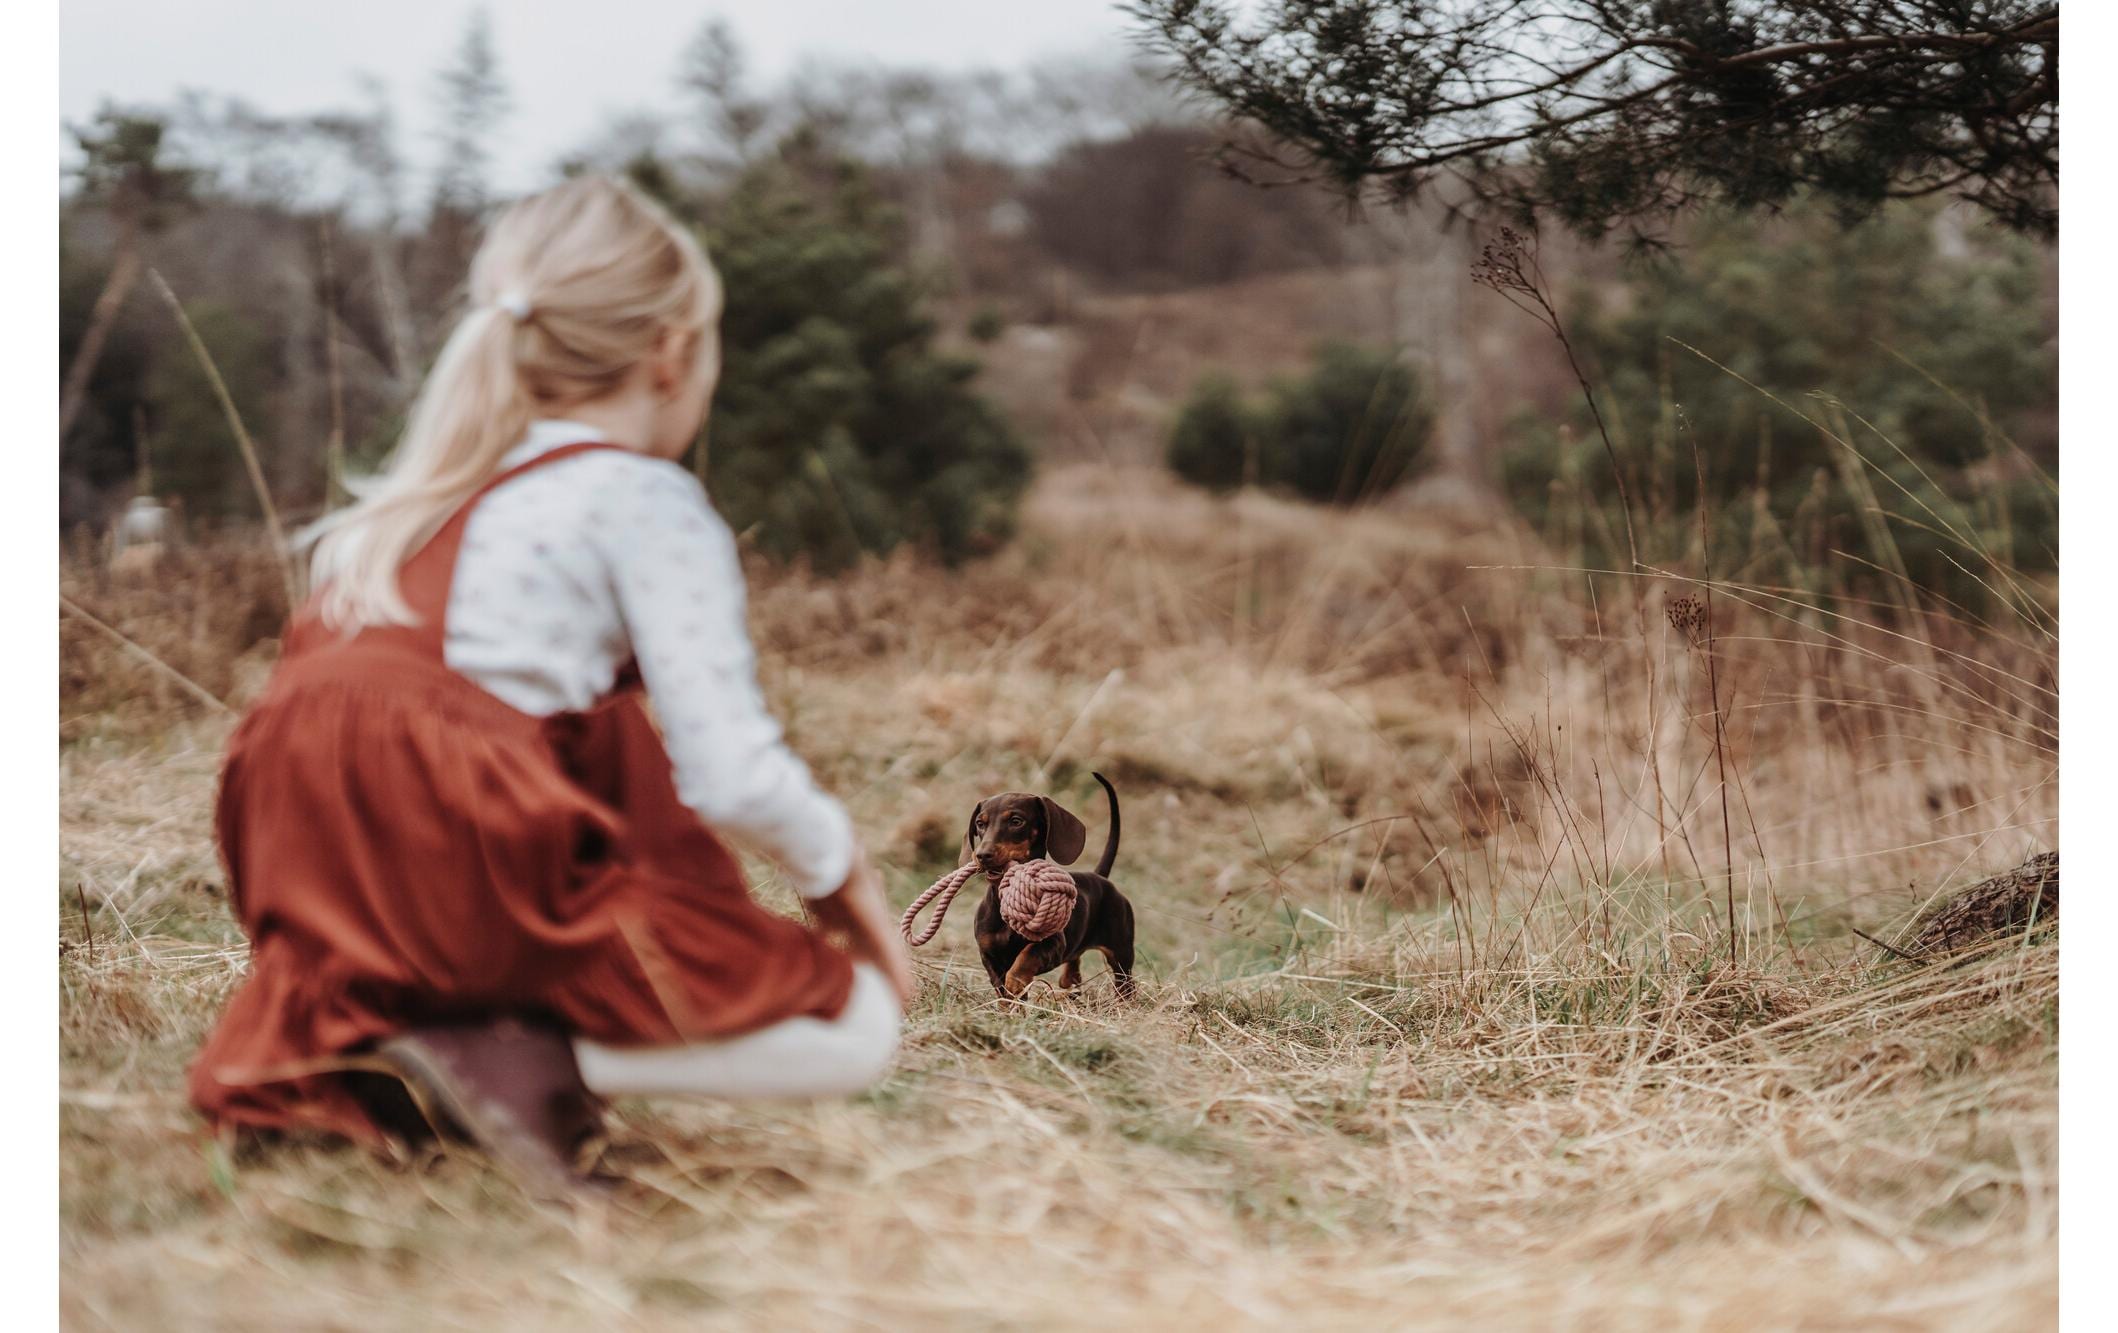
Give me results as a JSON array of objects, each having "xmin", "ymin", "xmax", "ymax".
[{"xmin": 188, "ymin": 442, "xmax": 855, "ymax": 1145}]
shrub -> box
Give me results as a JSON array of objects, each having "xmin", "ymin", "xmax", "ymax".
[
  {"xmin": 1521, "ymin": 197, "xmax": 2053, "ymax": 506},
  {"xmin": 1499, "ymin": 196, "xmax": 2055, "ymax": 606},
  {"xmin": 1261, "ymin": 342, "xmax": 1432, "ymax": 503},
  {"xmin": 1167, "ymin": 343, "xmax": 1432, "ymax": 504},
  {"xmin": 1166, "ymin": 372, "xmax": 1252, "ymax": 494},
  {"xmin": 1503, "ymin": 403, "xmax": 2056, "ymax": 613}
]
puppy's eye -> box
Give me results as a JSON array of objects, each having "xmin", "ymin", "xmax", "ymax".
[{"xmin": 1008, "ymin": 815, "xmax": 1024, "ymax": 828}]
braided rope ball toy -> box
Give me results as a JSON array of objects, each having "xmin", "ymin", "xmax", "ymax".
[{"xmin": 900, "ymin": 859, "xmax": 1078, "ymax": 945}]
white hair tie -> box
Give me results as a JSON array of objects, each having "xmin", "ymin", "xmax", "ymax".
[{"xmin": 496, "ymin": 290, "xmax": 532, "ymax": 321}]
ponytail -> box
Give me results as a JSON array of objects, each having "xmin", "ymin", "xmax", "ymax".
[
  {"xmin": 306, "ymin": 305, "xmax": 533, "ymax": 627},
  {"xmin": 301, "ymin": 175, "xmax": 721, "ymax": 631}
]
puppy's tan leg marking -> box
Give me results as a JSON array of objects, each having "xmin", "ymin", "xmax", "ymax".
[
  {"xmin": 1003, "ymin": 950, "xmax": 1043, "ymax": 998},
  {"xmin": 1059, "ymin": 958, "xmax": 1082, "ymax": 990}
]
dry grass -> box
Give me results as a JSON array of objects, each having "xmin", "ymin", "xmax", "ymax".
[{"xmin": 60, "ymin": 463, "xmax": 2056, "ymax": 1330}]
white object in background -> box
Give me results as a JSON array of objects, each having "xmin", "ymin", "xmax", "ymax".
[
  {"xmin": 110, "ymin": 496, "xmax": 174, "ymax": 576},
  {"xmin": 111, "ymin": 496, "xmax": 172, "ymax": 551}
]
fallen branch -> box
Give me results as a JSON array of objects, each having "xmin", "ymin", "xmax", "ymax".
[
  {"xmin": 1848, "ymin": 925, "xmax": 1924, "ymax": 965},
  {"xmin": 59, "ymin": 592, "xmax": 234, "ymax": 715}
]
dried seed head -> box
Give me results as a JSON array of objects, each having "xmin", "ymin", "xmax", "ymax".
[
  {"xmin": 1471, "ymin": 226, "xmax": 1535, "ymax": 296},
  {"xmin": 1665, "ymin": 592, "xmax": 1709, "ymax": 646}
]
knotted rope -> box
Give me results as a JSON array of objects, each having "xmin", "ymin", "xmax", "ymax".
[{"xmin": 900, "ymin": 859, "xmax": 1079, "ymax": 946}]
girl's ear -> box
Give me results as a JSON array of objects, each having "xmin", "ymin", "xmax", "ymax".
[
  {"xmin": 1039, "ymin": 798, "xmax": 1089, "ymax": 866},
  {"xmin": 648, "ymin": 326, "xmax": 691, "ymax": 398},
  {"xmin": 961, "ymin": 800, "xmax": 984, "ymax": 865}
]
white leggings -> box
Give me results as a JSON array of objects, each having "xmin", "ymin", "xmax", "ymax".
[{"xmin": 572, "ymin": 964, "xmax": 902, "ymax": 1100}]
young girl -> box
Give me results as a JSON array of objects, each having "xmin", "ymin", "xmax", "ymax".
[{"xmin": 189, "ymin": 175, "xmax": 914, "ymax": 1192}]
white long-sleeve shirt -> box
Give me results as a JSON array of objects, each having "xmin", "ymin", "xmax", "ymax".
[{"xmin": 444, "ymin": 419, "xmax": 856, "ymax": 899}]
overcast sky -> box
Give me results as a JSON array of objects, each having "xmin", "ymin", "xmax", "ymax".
[{"xmin": 61, "ymin": 0, "xmax": 1147, "ymax": 189}]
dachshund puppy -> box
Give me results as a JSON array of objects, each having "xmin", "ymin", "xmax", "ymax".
[{"xmin": 965, "ymin": 773, "xmax": 1136, "ymax": 1001}]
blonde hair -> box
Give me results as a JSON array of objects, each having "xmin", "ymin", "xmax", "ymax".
[{"xmin": 306, "ymin": 174, "xmax": 723, "ymax": 630}]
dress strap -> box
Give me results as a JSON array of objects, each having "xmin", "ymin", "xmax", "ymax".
[{"xmin": 394, "ymin": 440, "xmax": 633, "ymax": 657}]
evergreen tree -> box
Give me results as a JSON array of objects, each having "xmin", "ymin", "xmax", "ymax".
[
  {"xmin": 632, "ymin": 145, "xmax": 1030, "ymax": 569},
  {"xmin": 431, "ymin": 8, "xmax": 511, "ymax": 217},
  {"xmin": 1133, "ymin": 2, "xmax": 2058, "ymax": 239}
]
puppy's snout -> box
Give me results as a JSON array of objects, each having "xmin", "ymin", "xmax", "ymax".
[{"xmin": 974, "ymin": 847, "xmax": 1003, "ymax": 871}]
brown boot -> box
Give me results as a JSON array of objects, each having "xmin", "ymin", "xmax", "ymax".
[{"xmin": 379, "ymin": 1016, "xmax": 607, "ymax": 1205}]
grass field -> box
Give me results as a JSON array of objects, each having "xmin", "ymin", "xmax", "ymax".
[{"xmin": 59, "ymin": 464, "xmax": 2057, "ymax": 1329}]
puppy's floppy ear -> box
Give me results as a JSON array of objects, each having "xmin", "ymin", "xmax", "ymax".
[
  {"xmin": 962, "ymin": 799, "xmax": 985, "ymax": 865},
  {"xmin": 1038, "ymin": 797, "xmax": 1089, "ymax": 865}
]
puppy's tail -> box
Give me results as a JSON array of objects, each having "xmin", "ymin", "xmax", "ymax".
[{"xmin": 1091, "ymin": 771, "xmax": 1121, "ymax": 878}]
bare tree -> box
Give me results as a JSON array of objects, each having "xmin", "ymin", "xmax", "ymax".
[{"xmin": 311, "ymin": 81, "xmax": 421, "ymax": 387}]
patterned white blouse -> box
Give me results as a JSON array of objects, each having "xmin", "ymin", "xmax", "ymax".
[{"xmin": 444, "ymin": 419, "xmax": 856, "ymax": 899}]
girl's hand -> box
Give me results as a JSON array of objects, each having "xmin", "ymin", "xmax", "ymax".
[{"xmin": 810, "ymin": 848, "xmax": 915, "ymax": 1007}]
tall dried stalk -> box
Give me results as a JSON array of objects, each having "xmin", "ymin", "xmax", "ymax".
[
  {"xmin": 58, "ymin": 592, "xmax": 233, "ymax": 715},
  {"xmin": 319, "ymin": 222, "xmax": 348, "ymax": 508},
  {"xmin": 1472, "ymin": 225, "xmax": 1677, "ymax": 910},
  {"xmin": 1472, "ymin": 227, "xmax": 1638, "ymax": 572},
  {"xmin": 1690, "ymin": 438, "xmax": 1735, "ymax": 964},
  {"xmin": 147, "ymin": 268, "xmax": 298, "ymax": 611}
]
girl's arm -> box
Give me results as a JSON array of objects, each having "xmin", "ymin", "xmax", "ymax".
[{"xmin": 590, "ymin": 458, "xmax": 855, "ymax": 900}]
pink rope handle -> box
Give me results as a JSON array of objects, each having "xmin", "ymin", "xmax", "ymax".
[
  {"xmin": 899, "ymin": 859, "xmax": 1081, "ymax": 947},
  {"xmin": 900, "ymin": 862, "xmax": 980, "ymax": 946}
]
